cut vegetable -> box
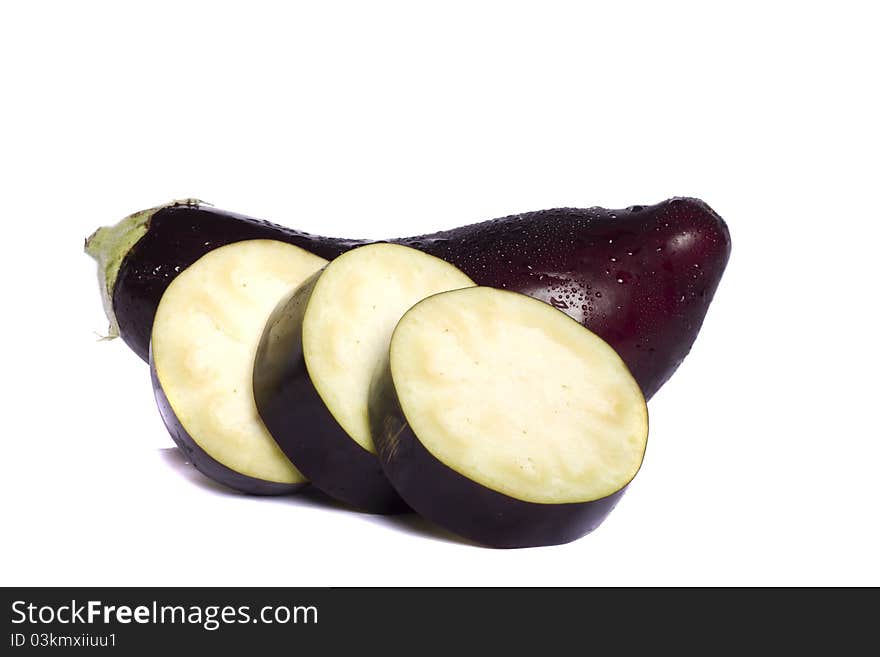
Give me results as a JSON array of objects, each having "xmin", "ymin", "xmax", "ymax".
[
  {"xmin": 151, "ymin": 239, "xmax": 327, "ymax": 494},
  {"xmin": 370, "ymin": 287, "xmax": 649, "ymax": 547},
  {"xmin": 253, "ymin": 243, "xmax": 474, "ymax": 512}
]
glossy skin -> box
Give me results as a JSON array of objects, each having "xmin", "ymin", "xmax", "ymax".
[
  {"xmin": 253, "ymin": 275, "xmax": 408, "ymax": 513},
  {"xmin": 150, "ymin": 352, "xmax": 303, "ymax": 496},
  {"xmin": 369, "ymin": 360, "xmax": 625, "ymax": 547},
  {"xmin": 107, "ymin": 198, "xmax": 729, "ymax": 398},
  {"xmin": 401, "ymin": 198, "xmax": 731, "ymax": 399}
]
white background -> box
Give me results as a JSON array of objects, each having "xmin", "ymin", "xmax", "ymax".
[{"xmin": 1, "ymin": 1, "xmax": 877, "ymax": 586}]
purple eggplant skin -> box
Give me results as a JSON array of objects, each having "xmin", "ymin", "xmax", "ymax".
[
  {"xmin": 368, "ymin": 360, "xmax": 624, "ymax": 548},
  {"xmin": 401, "ymin": 197, "xmax": 731, "ymax": 399},
  {"xmin": 86, "ymin": 200, "xmax": 366, "ymax": 362},
  {"xmin": 149, "ymin": 352, "xmax": 303, "ymax": 496},
  {"xmin": 252, "ymin": 274, "xmax": 409, "ymax": 514},
  {"xmin": 88, "ymin": 198, "xmax": 729, "ymax": 398}
]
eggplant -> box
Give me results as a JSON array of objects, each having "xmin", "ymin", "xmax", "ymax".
[
  {"xmin": 150, "ymin": 239, "xmax": 328, "ymax": 494},
  {"xmin": 369, "ymin": 287, "xmax": 649, "ymax": 548},
  {"xmin": 87, "ymin": 197, "xmax": 730, "ymax": 398},
  {"xmin": 253, "ymin": 243, "xmax": 474, "ymax": 512}
]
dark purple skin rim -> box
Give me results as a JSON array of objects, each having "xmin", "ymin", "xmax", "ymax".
[
  {"xmin": 252, "ymin": 273, "xmax": 409, "ymax": 514},
  {"xmin": 368, "ymin": 358, "xmax": 630, "ymax": 549},
  {"xmin": 149, "ymin": 348, "xmax": 306, "ymax": 496}
]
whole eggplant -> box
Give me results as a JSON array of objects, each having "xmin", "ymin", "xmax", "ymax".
[{"xmin": 86, "ymin": 197, "xmax": 730, "ymax": 398}]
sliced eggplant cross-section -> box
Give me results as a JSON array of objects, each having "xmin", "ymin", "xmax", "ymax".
[
  {"xmin": 370, "ymin": 286, "xmax": 649, "ymax": 547},
  {"xmin": 253, "ymin": 243, "xmax": 474, "ymax": 513},
  {"xmin": 151, "ymin": 239, "xmax": 327, "ymax": 494}
]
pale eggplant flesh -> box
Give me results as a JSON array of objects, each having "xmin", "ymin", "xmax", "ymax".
[{"xmin": 150, "ymin": 239, "xmax": 327, "ymax": 494}]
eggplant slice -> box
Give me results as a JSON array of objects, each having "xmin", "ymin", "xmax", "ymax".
[
  {"xmin": 370, "ymin": 287, "xmax": 649, "ymax": 547},
  {"xmin": 254, "ymin": 243, "xmax": 474, "ymax": 512},
  {"xmin": 151, "ymin": 239, "xmax": 327, "ymax": 494}
]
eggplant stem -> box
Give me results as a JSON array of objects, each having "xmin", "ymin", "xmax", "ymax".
[{"xmin": 84, "ymin": 198, "xmax": 207, "ymax": 340}]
